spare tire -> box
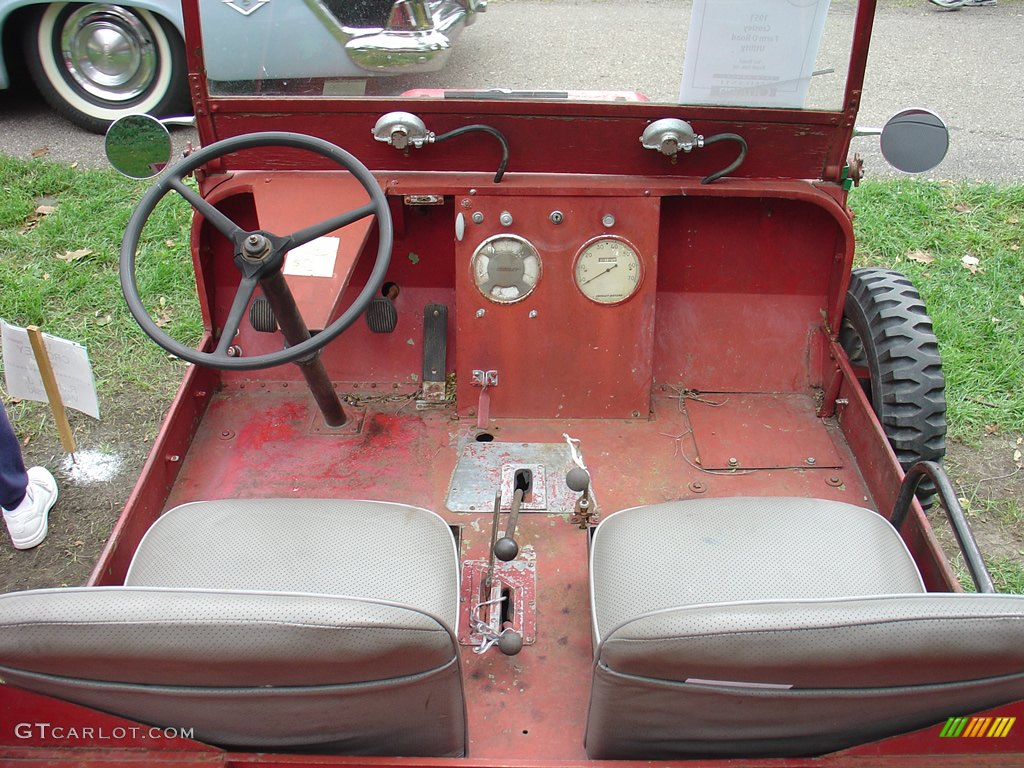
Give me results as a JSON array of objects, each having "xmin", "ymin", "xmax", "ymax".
[{"xmin": 840, "ymin": 268, "xmax": 946, "ymax": 499}]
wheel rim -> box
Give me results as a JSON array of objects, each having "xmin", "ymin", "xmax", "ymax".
[{"xmin": 59, "ymin": 4, "xmax": 156, "ymax": 102}]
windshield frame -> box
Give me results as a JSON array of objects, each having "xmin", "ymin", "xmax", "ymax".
[{"xmin": 181, "ymin": 0, "xmax": 877, "ymax": 183}]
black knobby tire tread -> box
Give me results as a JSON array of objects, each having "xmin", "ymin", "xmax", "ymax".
[{"xmin": 842, "ymin": 268, "xmax": 947, "ymax": 474}]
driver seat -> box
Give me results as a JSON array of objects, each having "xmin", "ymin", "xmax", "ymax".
[{"xmin": 0, "ymin": 499, "xmax": 465, "ymax": 756}]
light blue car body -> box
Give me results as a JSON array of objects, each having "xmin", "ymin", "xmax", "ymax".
[{"xmin": 0, "ymin": 0, "xmax": 480, "ymax": 90}]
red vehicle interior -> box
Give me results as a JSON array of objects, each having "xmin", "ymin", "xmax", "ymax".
[{"xmin": 2, "ymin": 0, "xmax": 1024, "ymax": 765}]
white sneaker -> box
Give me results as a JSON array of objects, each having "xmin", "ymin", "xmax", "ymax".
[{"xmin": 2, "ymin": 467, "xmax": 58, "ymax": 549}]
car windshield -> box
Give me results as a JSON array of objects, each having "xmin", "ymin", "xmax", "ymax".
[{"xmin": 200, "ymin": 0, "xmax": 857, "ymax": 112}]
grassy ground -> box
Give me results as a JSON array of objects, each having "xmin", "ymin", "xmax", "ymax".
[{"xmin": 0, "ymin": 155, "xmax": 201, "ymax": 398}]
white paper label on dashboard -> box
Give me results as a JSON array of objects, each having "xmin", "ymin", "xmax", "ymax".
[{"xmin": 283, "ymin": 237, "xmax": 339, "ymax": 278}]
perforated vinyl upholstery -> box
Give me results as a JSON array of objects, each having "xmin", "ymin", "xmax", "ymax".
[
  {"xmin": 586, "ymin": 497, "xmax": 1024, "ymax": 759},
  {"xmin": 0, "ymin": 500, "xmax": 465, "ymax": 756}
]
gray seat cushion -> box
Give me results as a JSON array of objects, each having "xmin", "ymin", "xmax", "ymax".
[
  {"xmin": 586, "ymin": 497, "xmax": 1024, "ymax": 759},
  {"xmin": 0, "ymin": 499, "xmax": 465, "ymax": 756}
]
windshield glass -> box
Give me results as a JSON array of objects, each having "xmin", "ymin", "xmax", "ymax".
[{"xmin": 201, "ymin": 0, "xmax": 856, "ymax": 111}]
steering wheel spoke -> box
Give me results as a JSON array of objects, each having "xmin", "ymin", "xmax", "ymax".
[
  {"xmin": 286, "ymin": 201, "xmax": 378, "ymax": 249},
  {"xmin": 120, "ymin": 132, "xmax": 394, "ymax": 371},
  {"xmin": 215, "ymin": 276, "xmax": 259, "ymax": 356},
  {"xmin": 167, "ymin": 176, "xmax": 244, "ymax": 242}
]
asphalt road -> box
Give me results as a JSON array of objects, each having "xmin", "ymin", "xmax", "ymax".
[{"xmin": 0, "ymin": 1, "xmax": 1021, "ymax": 181}]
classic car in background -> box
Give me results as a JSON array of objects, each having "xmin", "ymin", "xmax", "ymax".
[{"xmin": 0, "ymin": 0, "xmax": 484, "ymax": 133}]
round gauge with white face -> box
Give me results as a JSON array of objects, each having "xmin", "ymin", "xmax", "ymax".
[
  {"xmin": 471, "ymin": 234, "xmax": 542, "ymax": 303},
  {"xmin": 573, "ymin": 237, "xmax": 643, "ymax": 305}
]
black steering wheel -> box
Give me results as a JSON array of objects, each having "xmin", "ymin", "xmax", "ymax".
[{"xmin": 120, "ymin": 132, "xmax": 393, "ymax": 371}]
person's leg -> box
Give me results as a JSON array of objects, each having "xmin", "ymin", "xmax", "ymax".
[
  {"xmin": 0, "ymin": 402, "xmax": 29, "ymax": 511},
  {"xmin": 1, "ymin": 403, "xmax": 57, "ymax": 549}
]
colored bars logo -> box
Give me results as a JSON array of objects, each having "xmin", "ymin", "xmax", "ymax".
[{"xmin": 940, "ymin": 716, "xmax": 1016, "ymax": 738}]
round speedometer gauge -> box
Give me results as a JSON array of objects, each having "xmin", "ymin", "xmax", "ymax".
[
  {"xmin": 574, "ymin": 237, "xmax": 643, "ymax": 305},
  {"xmin": 471, "ymin": 234, "xmax": 542, "ymax": 303}
]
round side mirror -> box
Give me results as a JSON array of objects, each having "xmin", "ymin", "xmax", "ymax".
[
  {"xmin": 105, "ymin": 115, "xmax": 173, "ymax": 179},
  {"xmin": 879, "ymin": 108, "xmax": 949, "ymax": 174}
]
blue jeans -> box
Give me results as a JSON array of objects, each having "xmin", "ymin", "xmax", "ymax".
[{"xmin": 0, "ymin": 402, "xmax": 28, "ymax": 511}]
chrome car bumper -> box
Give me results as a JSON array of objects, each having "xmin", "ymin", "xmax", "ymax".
[{"xmin": 345, "ymin": 0, "xmax": 484, "ymax": 74}]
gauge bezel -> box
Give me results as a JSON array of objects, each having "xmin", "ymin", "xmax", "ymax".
[
  {"xmin": 572, "ymin": 235, "xmax": 644, "ymax": 306},
  {"xmin": 470, "ymin": 234, "xmax": 543, "ymax": 304}
]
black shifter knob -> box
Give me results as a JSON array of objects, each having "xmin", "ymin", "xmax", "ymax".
[
  {"xmin": 498, "ymin": 631, "xmax": 524, "ymax": 656},
  {"xmin": 566, "ymin": 466, "xmax": 590, "ymax": 493},
  {"xmin": 494, "ymin": 536, "xmax": 519, "ymax": 561}
]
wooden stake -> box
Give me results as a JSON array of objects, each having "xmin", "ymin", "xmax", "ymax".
[{"xmin": 26, "ymin": 325, "xmax": 76, "ymax": 455}]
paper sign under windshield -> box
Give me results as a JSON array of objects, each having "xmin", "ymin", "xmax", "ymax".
[
  {"xmin": 680, "ymin": 0, "xmax": 831, "ymax": 109},
  {"xmin": 1, "ymin": 321, "xmax": 100, "ymax": 419}
]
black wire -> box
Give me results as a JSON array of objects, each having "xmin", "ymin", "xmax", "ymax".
[
  {"xmin": 433, "ymin": 125, "xmax": 510, "ymax": 183},
  {"xmin": 700, "ymin": 132, "xmax": 748, "ymax": 185}
]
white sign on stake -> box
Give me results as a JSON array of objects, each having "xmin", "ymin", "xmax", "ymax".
[
  {"xmin": 1, "ymin": 320, "xmax": 100, "ymax": 419},
  {"xmin": 680, "ymin": 0, "xmax": 831, "ymax": 109}
]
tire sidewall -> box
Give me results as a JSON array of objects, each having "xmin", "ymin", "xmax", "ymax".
[
  {"xmin": 29, "ymin": 3, "xmax": 184, "ymax": 131},
  {"xmin": 842, "ymin": 290, "xmax": 887, "ymax": 419}
]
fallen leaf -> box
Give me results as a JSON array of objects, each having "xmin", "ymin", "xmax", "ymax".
[
  {"xmin": 984, "ymin": 423, "xmax": 1000, "ymax": 435},
  {"xmin": 906, "ymin": 249, "xmax": 935, "ymax": 264},
  {"xmin": 953, "ymin": 203, "xmax": 972, "ymax": 213},
  {"xmin": 408, "ymin": 252, "xmax": 420, "ymax": 265},
  {"xmin": 69, "ymin": 162, "xmax": 79, "ymax": 169},
  {"xmin": 21, "ymin": 435, "xmax": 30, "ymax": 447},
  {"xmin": 18, "ymin": 205, "xmax": 58, "ymax": 235},
  {"xmin": 1008, "ymin": 215, "xmax": 1019, "ymax": 225},
  {"xmin": 56, "ymin": 248, "xmax": 93, "ymax": 262},
  {"xmin": 42, "ymin": 273, "xmax": 50, "ymax": 280},
  {"xmin": 164, "ymin": 239, "xmax": 176, "ymax": 247},
  {"xmin": 1014, "ymin": 449, "xmax": 1023, "ymax": 468},
  {"xmin": 960, "ymin": 254, "xmax": 982, "ymax": 274},
  {"xmin": 94, "ymin": 314, "xmax": 112, "ymax": 327},
  {"xmin": 1018, "ymin": 437, "xmax": 1023, "ymax": 446},
  {"xmin": 1019, "ymin": 295, "xmax": 1024, "ymax": 307},
  {"xmin": 1012, "ymin": 245, "xmax": 1020, "ymax": 252},
  {"xmin": 153, "ymin": 301, "xmax": 173, "ymax": 327},
  {"xmin": 31, "ymin": 147, "xmax": 50, "ymax": 158}
]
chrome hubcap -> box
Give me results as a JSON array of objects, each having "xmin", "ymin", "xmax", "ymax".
[{"xmin": 60, "ymin": 4, "xmax": 156, "ymax": 102}]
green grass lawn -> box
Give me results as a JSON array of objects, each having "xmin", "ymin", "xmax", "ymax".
[{"xmin": 0, "ymin": 155, "xmax": 201, "ymax": 398}]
